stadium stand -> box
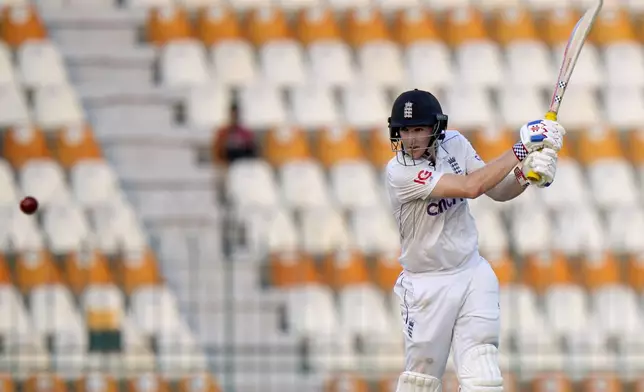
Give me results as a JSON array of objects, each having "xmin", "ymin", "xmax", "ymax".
[{"xmin": 0, "ymin": 0, "xmax": 643, "ymax": 391}]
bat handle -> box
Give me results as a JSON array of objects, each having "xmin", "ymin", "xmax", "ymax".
[{"xmin": 526, "ymin": 111, "xmax": 559, "ymax": 182}]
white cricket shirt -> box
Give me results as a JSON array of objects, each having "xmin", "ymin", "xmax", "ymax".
[{"xmin": 386, "ymin": 130, "xmax": 486, "ymax": 274}]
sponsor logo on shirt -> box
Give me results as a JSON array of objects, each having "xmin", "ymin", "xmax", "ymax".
[
  {"xmin": 426, "ymin": 198, "xmax": 465, "ymax": 216},
  {"xmin": 413, "ymin": 169, "xmax": 433, "ymax": 185}
]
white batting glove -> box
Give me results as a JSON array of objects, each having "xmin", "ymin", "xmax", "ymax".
[
  {"xmin": 513, "ymin": 120, "xmax": 566, "ymax": 161},
  {"xmin": 522, "ymin": 148, "xmax": 558, "ymax": 188}
]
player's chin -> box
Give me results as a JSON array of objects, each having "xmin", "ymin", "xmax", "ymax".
[{"xmin": 410, "ymin": 150, "xmax": 425, "ymax": 160}]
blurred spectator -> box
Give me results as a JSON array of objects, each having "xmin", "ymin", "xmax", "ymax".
[{"xmin": 212, "ymin": 101, "xmax": 257, "ymax": 164}]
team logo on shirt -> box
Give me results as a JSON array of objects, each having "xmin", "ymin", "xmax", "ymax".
[
  {"xmin": 426, "ymin": 198, "xmax": 464, "ymax": 216},
  {"xmin": 413, "ymin": 169, "xmax": 432, "ymax": 185},
  {"xmin": 447, "ymin": 156, "xmax": 463, "ymax": 174}
]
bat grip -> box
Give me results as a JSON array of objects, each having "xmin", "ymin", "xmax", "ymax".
[{"xmin": 526, "ymin": 111, "xmax": 559, "ymax": 182}]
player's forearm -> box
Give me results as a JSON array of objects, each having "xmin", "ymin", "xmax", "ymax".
[
  {"xmin": 464, "ymin": 150, "xmax": 520, "ymax": 199},
  {"xmin": 486, "ymin": 169, "xmax": 527, "ymax": 201}
]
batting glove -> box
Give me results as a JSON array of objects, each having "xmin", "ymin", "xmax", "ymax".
[
  {"xmin": 523, "ymin": 147, "xmax": 558, "ymax": 188},
  {"xmin": 513, "ymin": 119, "xmax": 566, "ymax": 161}
]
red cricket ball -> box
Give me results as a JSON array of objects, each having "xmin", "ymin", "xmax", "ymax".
[{"xmin": 20, "ymin": 196, "xmax": 38, "ymax": 215}]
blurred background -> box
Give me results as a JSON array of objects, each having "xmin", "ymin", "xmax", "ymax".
[{"xmin": 0, "ymin": 0, "xmax": 643, "ymax": 391}]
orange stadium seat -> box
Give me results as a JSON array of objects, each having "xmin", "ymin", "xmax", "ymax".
[
  {"xmin": 317, "ymin": 126, "xmax": 364, "ymax": 167},
  {"xmin": 541, "ymin": 8, "xmax": 582, "ymax": 46},
  {"xmin": 345, "ymin": 7, "xmax": 390, "ymax": 47},
  {"xmin": 0, "ymin": 375, "xmax": 14, "ymax": 392},
  {"xmin": 325, "ymin": 373, "xmax": 370, "ymax": 392},
  {"xmin": 532, "ymin": 372, "xmax": 573, "ymax": 392},
  {"xmin": 64, "ymin": 248, "xmax": 114, "ymax": 296},
  {"xmin": 471, "ymin": 128, "xmax": 513, "ymax": 162},
  {"xmin": 15, "ymin": 249, "xmax": 64, "ymax": 294},
  {"xmin": 322, "ymin": 249, "xmax": 370, "ymax": 290},
  {"xmin": 263, "ymin": 125, "xmax": 312, "ymax": 167},
  {"xmin": 245, "ymin": 6, "xmax": 291, "ymax": 46},
  {"xmin": 368, "ymin": 127, "xmax": 395, "ymax": 168},
  {"xmin": 373, "ymin": 252, "xmax": 402, "ymax": 292},
  {"xmin": 627, "ymin": 129, "xmax": 644, "ymax": 164},
  {"xmin": 115, "ymin": 248, "xmax": 162, "ymax": 295},
  {"xmin": 269, "ymin": 251, "xmax": 322, "ymax": 287},
  {"xmin": 83, "ymin": 285, "xmax": 124, "ymax": 336},
  {"xmin": 146, "ymin": 5, "xmax": 194, "ymax": 46},
  {"xmin": 75, "ymin": 373, "xmax": 118, "ymax": 392},
  {"xmin": 23, "ymin": 374, "xmax": 66, "ymax": 392},
  {"xmin": 376, "ymin": 375, "xmax": 397, "ymax": 392},
  {"xmin": 582, "ymin": 373, "xmax": 622, "ymax": 392},
  {"xmin": 54, "ymin": 123, "xmax": 103, "ymax": 169},
  {"xmin": 0, "ymin": 255, "xmax": 11, "ymax": 285},
  {"xmin": 177, "ymin": 374, "xmax": 221, "ymax": 392},
  {"xmin": 195, "ymin": 5, "xmax": 243, "ymax": 46},
  {"xmin": 488, "ymin": 251, "xmax": 517, "ymax": 286},
  {"xmin": 444, "ymin": 7, "xmax": 488, "ymax": 47},
  {"xmin": 590, "ymin": 8, "xmax": 636, "ymax": 46},
  {"xmin": 576, "ymin": 127, "xmax": 623, "ymax": 165},
  {"xmin": 491, "ymin": 7, "xmax": 539, "ymax": 45},
  {"xmin": 627, "ymin": 254, "xmax": 644, "ymax": 291},
  {"xmin": 295, "ymin": 7, "xmax": 342, "ymax": 45},
  {"xmin": 392, "ymin": 8, "xmax": 441, "ymax": 46},
  {"xmin": 127, "ymin": 374, "xmax": 171, "ymax": 392},
  {"xmin": 2, "ymin": 125, "xmax": 51, "ymax": 169},
  {"xmin": 0, "ymin": 5, "xmax": 47, "ymax": 48},
  {"xmin": 523, "ymin": 251, "xmax": 574, "ymax": 292},
  {"xmin": 581, "ymin": 251, "xmax": 621, "ymax": 290}
]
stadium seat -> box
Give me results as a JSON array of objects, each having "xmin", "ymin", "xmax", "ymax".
[
  {"xmin": 295, "ymin": 6, "xmax": 342, "ymax": 45},
  {"xmin": 551, "ymin": 205, "xmax": 606, "ymax": 257},
  {"xmin": 116, "ymin": 248, "xmax": 162, "ymax": 295},
  {"xmin": 126, "ymin": 374, "xmax": 171, "ymax": 392},
  {"xmin": 339, "ymin": 82, "xmax": 389, "ymax": 130},
  {"xmin": 522, "ymin": 252, "xmax": 573, "ymax": 293},
  {"xmin": 540, "ymin": 157, "xmax": 594, "ymax": 211},
  {"xmin": 209, "ymin": 39, "xmax": 257, "ymax": 87},
  {"xmin": 556, "ymin": 86, "xmax": 602, "ymax": 131},
  {"xmin": 90, "ymin": 198, "xmax": 149, "ymax": 255},
  {"xmin": 307, "ymin": 40, "xmax": 356, "ymax": 88},
  {"xmin": 581, "ymin": 373, "xmax": 623, "ymax": 392},
  {"xmin": 33, "ymin": 83, "xmax": 85, "ymax": 130},
  {"xmin": 146, "ymin": 5, "xmax": 193, "ymax": 46},
  {"xmin": 300, "ymin": 205, "xmax": 352, "ymax": 256},
  {"xmin": 316, "ymin": 126, "xmax": 365, "ymax": 167},
  {"xmin": 287, "ymin": 83, "xmax": 339, "ymax": 129},
  {"xmin": 582, "ymin": 252, "xmax": 621, "ymax": 291},
  {"xmin": 259, "ymin": 40, "xmax": 306, "ymax": 88},
  {"xmin": 329, "ymin": 160, "xmax": 382, "ymax": 209},
  {"xmin": 270, "ymin": 251, "xmax": 322, "ymax": 287},
  {"xmin": 15, "ymin": 249, "xmax": 63, "ymax": 293},
  {"xmin": 604, "ymin": 86, "xmax": 644, "ymax": 129},
  {"xmin": 325, "ymin": 374, "xmax": 369, "ymax": 392},
  {"xmin": 23, "ymin": 374, "xmax": 67, "ymax": 392},
  {"xmin": 321, "ymin": 248, "xmax": 370, "ymax": 289},
  {"xmin": 0, "ymin": 82, "xmax": 31, "ymax": 127},
  {"xmin": 225, "ymin": 159, "xmax": 280, "ymax": 210},
  {"xmin": 42, "ymin": 202, "xmax": 92, "ymax": 254},
  {"xmin": 19, "ymin": 158, "xmax": 71, "ymax": 207},
  {"xmin": 0, "ymin": 376, "xmax": 13, "ymax": 392},
  {"xmin": 499, "ymin": 85, "xmax": 546, "ymax": 129},
  {"xmin": 177, "ymin": 374, "xmax": 221, "ymax": 392},
  {"xmin": 70, "ymin": 159, "xmax": 120, "ymax": 209},
  {"xmin": 129, "ymin": 285, "xmax": 180, "ymax": 337},
  {"xmin": 345, "ymin": 7, "xmax": 390, "ymax": 48},
  {"xmin": 368, "ymin": 127, "xmax": 395, "ymax": 168},
  {"xmin": 606, "ymin": 206, "xmax": 644, "ymax": 255},
  {"xmin": 17, "ymin": 39, "xmax": 68, "ymax": 89},
  {"xmin": 349, "ymin": 207, "xmax": 401, "ymax": 256},
  {"xmin": 0, "ymin": 42, "xmax": 17, "ymax": 86},
  {"xmin": 356, "ymin": 41, "xmax": 404, "ymax": 89},
  {"xmin": 238, "ymin": 205, "xmax": 300, "ymax": 256},
  {"xmin": 0, "ymin": 205, "xmax": 45, "ymax": 252},
  {"xmin": 444, "ymin": 85, "xmax": 494, "ymax": 131},
  {"xmin": 278, "ymin": 159, "xmax": 330, "ymax": 209},
  {"xmin": 195, "ymin": 5, "xmax": 242, "ymax": 46},
  {"xmin": 159, "ymin": 39, "xmax": 211, "ymax": 88},
  {"xmin": 393, "ymin": 7, "xmax": 440, "ymax": 46},
  {"xmin": 402, "ymin": 39, "xmax": 454, "ymax": 91},
  {"xmin": 0, "ymin": 5, "xmax": 47, "ymax": 48},
  {"xmin": 509, "ymin": 208, "xmax": 553, "ymax": 256},
  {"xmin": 53, "ymin": 124, "xmax": 103, "ymax": 169},
  {"xmin": 470, "ymin": 206, "xmax": 510, "ymax": 258},
  {"xmin": 590, "ymin": 284, "xmax": 644, "ymax": 351},
  {"xmin": 627, "ymin": 254, "xmax": 644, "ymax": 291},
  {"xmin": 531, "ymin": 373, "xmax": 573, "ymax": 392},
  {"xmin": 373, "ymin": 252, "xmax": 402, "ymax": 292},
  {"xmin": 264, "ymin": 125, "xmax": 312, "ymax": 166},
  {"xmin": 29, "ymin": 284, "xmax": 86, "ymax": 349},
  {"xmin": 2, "ymin": 125, "xmax": 51, "ymax": 169},
  {"xmin": 604, "ymin": 42, "xmax": 644, "ymax": 88},
  {"xmin": 245, "ymin": 6, "xmax": 291, "ymax": 47},
  {"xmin": 239, "ymin": 80, "xmax": 287, "ymax": 129},
  {"xmin": 64, "ymin": 248, "xmax": 114, "ymax": 295},
  {"xmin": 185, "ymin": 82, "xmax": 230, "ymax": 129}
]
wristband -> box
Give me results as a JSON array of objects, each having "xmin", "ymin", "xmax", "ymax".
[
  {"xmin": 514, "ymin": 166, "xmax": 529, "ymax": 187},
  {"xmin": 513, "ymin": 142, "xmax": 528, "ymax": 162}
]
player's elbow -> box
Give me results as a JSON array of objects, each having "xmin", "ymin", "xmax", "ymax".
[{"xmin": 464, "ymin": 179, "xmax": 485, "ymax": 199}]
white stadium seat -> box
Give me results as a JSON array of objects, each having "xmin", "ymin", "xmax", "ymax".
[
  {"xmin": 604, "ymin": 86, "xmax": 644, "ymax": 130},
  {"xmin": 0, "ymin": 159, "xmax": 19, "ymax": 206},
  {"xmin": 551, "ymin": 205, "xmax": 606, "ymax": 257},
  {"xmin": 0, "ymin": 206, "xmax": 45, "ymax": 252},
  {"xmin": 259, "ymin": 40, "xmax": 306, "ymax": 88},
  {"xmin": 176, "ymin": 0, "xmax": 222, "ymax": 11},
  {"xmin": 469, "ymin": 207, "xmax": 509, "ymax": 257},
  {"xmin": 509, "ymin": 207, "xmax": 553, "ymax": 256},
  {"xmin": 499, "ymin": 85, "xmax": 546, "ymax": 130},
  {"xmin": 276, "ymin": 0, "xmax": 320, "ymax": 11},
  {"xmin": 0, "ymin": 82, "xmax": 30, "ymax": 128},
  {"xmin": 443, "ymin": 85, "xmax": 493, "ymax": 131},
  {"xmin": 543, "ymin": 285, "xmax": 599, "ymax": 353},
  {"xmin": 210, "ymin": 40, "xmax": 257, "ymax": 87},
  {"xmin": 125, "ymin": 0, "xmax": 174, "ymax": 8},
  {"xmin": 90, "ymin": 198, "xmax": 149, "ymax": 254},
  {"xmin": 185, "ymin": 83, "xmax": 231, "ymax": 129},
  {"xmin": 339, "ymin": 82, "xmax": 389, "ymax": 130},
  {"xmin": 239, "ymin": 206, "xmax": 300, "ymax": 256},
  {"xmin": 603, "ymin": 43, "xmax": 644, "ymax": 88},
  {"xmin": 33, "ymin": 84, "xmax": 85, "ymax": 130},
  {"xmin": 403, "ymin": 40, "xmax": 454, "ymax": 91},
  {"xmin": 288, "ymin": 82, "xmax": 339, "ymax": 129},
  {"xmin": 70, "ymin": 159, "xmax": 120, "ymax": 209},
  {"xmin": 555, "ymin": 85, "xmax": 602, "ymax": 130},
  {"xmin": 160, "ymin": 39, "xmax": 211, "ymax": 88},
  {"xmin": 19, "ymin": 158, "xmax": 71, "ymax": 207},
  {"xmin": 129, "ymin": 285, "xmax": 182, "ymax": 336},
  {"xmin": 17, "ymin": 40, "xmax": 68, "ymax": 89},
  {"xmin": 356, "ymin": 41, "xmax": 405, "ymax": 89},
  {"xmin": 307, "ymin": 41, "xmax": 356, "ymax": 88},
  {"xmin": 455, "ymin": 41, "xmax": 503, "ymax": 88},
  {"xmin": 226, "ymin": 159, "xmax": 280, "ymax": 210},
  {"xmin": 239, "ymin": 80, "xmax": 287, "ymax": 129},
  {"xmin": 329, "ymin": 160, "xmax": 382, "ymax": 209},
  {"xmin": 587, "ymin": 158, "xmax": 640, "ymax": 209},
  {"xmin": 591, "ymin": 284, "xmax": 644, "ymax": 351},
  {"xmin": 540, "ymin": 158, "xmax": 593, "ymax": 211},
  {"xmin": 505, "ymin": 41, "xmax": 554, "ymax": 88},
  {"xmin": 300, "ymin": 205, "xmax": 352, "ymax": 256},
  {"xmin": 42, "ymin": 202, "xmax": 92, "ymax": 254},
  {"xmin": 326, "ymin": 0, "xmax": 369, "ymax": 11},
  {"xmin": 228, "ymin": 0, "xmax": 270, "ymax": 11},
  {"xmin": 606, "ymin": 206, "xmax": 644, "ymax": 255},
  {"xmin": 0, "ymin": 42, "xmax": 17, "ymax": 85},
  {"xmin": 553, "ymin": 42, "xmax": 603, "ymax": 88},
  {"xmin": 349, "ymin": 206, "xmax": 401, "ymax": 256},
  {"xmin": 279, "ymin": 159, "xmax": 331, "ymax": 209}
]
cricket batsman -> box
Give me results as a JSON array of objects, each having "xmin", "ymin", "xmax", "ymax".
[{"xmin": 386, "ymin": 89, "xmax": 565, "ymax": 392}]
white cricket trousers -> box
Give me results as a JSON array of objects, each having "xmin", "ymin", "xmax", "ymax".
[{"xmin": 393, "ymin": 256, "xmax": 500, "ymax": 379}]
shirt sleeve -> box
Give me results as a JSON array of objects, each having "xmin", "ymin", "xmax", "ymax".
[
  {"xmin": 461, "ymin": 136, "xmax": 486, "ymax": 174},
  {"xmin": 387, "ymin": 163, "xmax": 444, "ymax": 204}
]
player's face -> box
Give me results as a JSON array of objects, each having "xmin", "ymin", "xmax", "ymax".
[{"xmin": 400, "ymin": 126, "xmax": 432, "ymax": 160}]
